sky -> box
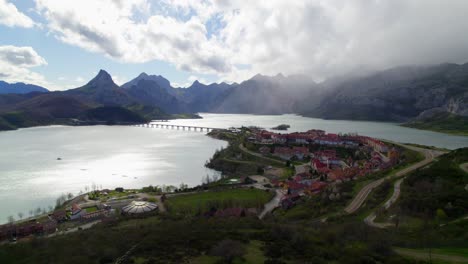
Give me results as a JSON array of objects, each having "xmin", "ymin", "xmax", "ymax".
[{"xmin": 1, "ymin": 0, "xmax": 468, "ymax": 90}]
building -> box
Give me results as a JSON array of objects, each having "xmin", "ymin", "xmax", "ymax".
[
  {"xmin": 70, "ymin": 204, "xmax": 86, "ymax": 220},
  {"xmin": 121, "ymin": 201, "xmax": 158, "ymax": 215}
]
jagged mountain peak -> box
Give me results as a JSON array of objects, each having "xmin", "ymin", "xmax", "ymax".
[
  {"xmin": 121, "ymin": 72, "xmax": 173, "ymax": 92},
  {"xmin": 137, "ymin": 72, "xmax": 149, "ymax": 78},
  {"xmin": 87, "ymin": 69, "xmax": 116, "ymax": 87}
]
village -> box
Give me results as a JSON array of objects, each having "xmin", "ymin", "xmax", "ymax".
[
  {"xmin": 0, "ymin": 127, "xmax": 403, "ymax": 244},
  {"xmin": 244, "ymin": 128, "xmax": 401, "ymax": 209}
]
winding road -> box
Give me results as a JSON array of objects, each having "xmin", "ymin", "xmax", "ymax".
[
  {"xmin": 344, "ymin": 144, "xmax": 444, "ymax": 214},
  {"xmin": 258, "ymin": 189, "xmax": 286, "ymax": 219}
]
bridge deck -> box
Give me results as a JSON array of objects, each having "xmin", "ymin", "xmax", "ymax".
[{"xmin": 134, "ymin": 123, "xmax": 223, "ymax": 131}]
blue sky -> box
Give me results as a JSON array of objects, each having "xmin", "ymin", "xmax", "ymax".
[
  {"xmin": 1, "ymin": 0, "xmax": 468, "ymax": 90},
  {"xmin": 0, "ymin": 0, "xmax": 223, "ymax": 89}
]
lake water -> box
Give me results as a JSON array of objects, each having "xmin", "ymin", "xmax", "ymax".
[
  {"xmin": 158, "ymin": 113, "xmax": 468, "ymax": 150},
  {"xmin": 1, "ymin": 113, "xmax": 467, "ymax": 223}
]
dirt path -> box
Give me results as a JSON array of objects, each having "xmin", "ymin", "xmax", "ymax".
[
  {"xmin": 258, "ymin": 189, "xmax": 285, "ymax": 219},
  {"xmin": 394, "ymin": 248, "xmax": 468, "ymax": 263},
  {"xmin": 460, "ymin": 162, "xmax": 468, "ymax": 173},
  {"xmin": 344, "ymin": 144, "xmax": 444, "ymax": 214}
]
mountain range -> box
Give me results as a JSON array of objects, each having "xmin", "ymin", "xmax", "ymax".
[
  {"xmin": 0, "ymin": 81, "xmax": 49, "ymax": 94},
  {"xmin": 0, "ymin": 62, "xmax": 467, "ymax": 133}
]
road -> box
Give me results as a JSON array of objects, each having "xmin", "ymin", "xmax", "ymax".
[
  {"xmin": 238, "ymin": 144, "xmax": 284, "ymax": 165},
  {"xmin": 344, "ymin": 144, "xmax": 444, "ymax": 214},
  {"xmin": 258, "ymin": 189, "xmax": 285, "ymax": 219},
  {"xmin": 394, "ymin": 248, "xmax": 468, "ymax": 263},
  {"xmin": 460, "ymin": 162, "xmax": 468, "ymax": 173},
  {"xmin": 48, "ymin": 220, "xmax": 101, "ymax": 238}
]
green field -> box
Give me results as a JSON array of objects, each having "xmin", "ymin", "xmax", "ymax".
[{"xmin": 165, "ymin": 188, "xmax": 273, "ymax": 215}]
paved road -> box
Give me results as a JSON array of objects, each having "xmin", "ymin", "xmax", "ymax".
[
  {"xmin": 48, "ymin": 220, "xmax": 101, "ymax": 238},
  {"xmin": 258, "ymin": 189, "xmax": 285, "ymax": 219},
  {"xmin": 394, "ymin": 248, "xmax": 468, "ymax": 263},
  {"xmin": 344, "ymin": 144, "xmax": 444, "ymax": 214}
]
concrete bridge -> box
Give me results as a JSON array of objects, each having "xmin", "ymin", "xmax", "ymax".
[{"xmin": 134, "ymin": 123, "xmax": 222, "ymax": 132}]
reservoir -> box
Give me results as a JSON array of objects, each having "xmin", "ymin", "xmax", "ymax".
[{"xmin": 1, "ymin": 113, "xmax": 467, "ymax": 223}]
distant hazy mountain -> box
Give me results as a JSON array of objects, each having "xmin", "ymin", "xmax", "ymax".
[
  {"xmin": 213, "ymin": 74, "xmax": 320, "ymax": 114},
  {"xmin": 122, "ymin": 74, "xmax": 188, "ymax": 113},
  {"xmin": 0, "ymin": 81, "xmax": 48, "ymax": 94},
  {"xmin": 303, "ymin": 63, "xmax": 468, "ymax": 121},
  {"xmin": 178, "ymin": 80, "xmax": 234, "ymax": 113}
]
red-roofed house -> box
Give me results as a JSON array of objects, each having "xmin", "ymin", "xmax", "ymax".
[
  {"xmin": 306, "ymin": 181, "xmax": 328, "ymax": 194},
  {"xmin": 70, "ymin": 204, "xmax": 86, "ymax": 220}
]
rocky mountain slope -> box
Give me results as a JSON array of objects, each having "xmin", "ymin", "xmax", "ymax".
[{"xmin": 304, "ymin": 63, "xmax": 468, "ymax": 121}]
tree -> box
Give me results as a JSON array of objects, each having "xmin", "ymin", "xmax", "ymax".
[
  {"xmin": 436, "ymin": 208, "xmax": 448, "ymax": 223},
  {"xmin": 17, "ymin": 212, "xmax": 23, "ymax": 220},
  {"xmin": 7, "ymin": 216, "xmax": 15, "ymax": 223},
  {"xmin": 210, "ymin": 240, "xmax": 246, "ymax": 263}
]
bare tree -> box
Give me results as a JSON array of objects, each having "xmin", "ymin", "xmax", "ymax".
[{"xmin": 7, "ymin": 216, "xmax": 15, "ymax": 224}]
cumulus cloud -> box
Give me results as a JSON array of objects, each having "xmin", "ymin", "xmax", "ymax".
[
  {"xmin": 0, "ymin": 45, "xmax": 47, "ymax": 67},
  {"xmin": 35, "ymin": 0, "xmax": 230, "ymax": 74},
  {"xmin": 0, "ymin": 0, "xmax": 35, "ymax": 28},
  {"xmin": 34, "ymin": 0, "xmax": 468, "ymax": 83},
  {"xmin": 0, "ymin": 45, "xmax": 52, "ymax": 88}
]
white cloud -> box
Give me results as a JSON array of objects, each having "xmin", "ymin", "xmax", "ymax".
[
  {"xmin": 34, "ymin": 0, "xmax": 468, "ymax": 83},
  {"xmin": 110, "ymin": 75, "xmax": 127, "ymax": 86},
  {"xmin": 35, "ymin": 0, "xmax": 230, "ymax": 75},
  {"xmin": 0, "ymin": 0, "xmax": 35, "ymax": 28},
  {"xmin": 0, "ymin": 45, "xmax": 47, "ymax": 67},
  {"xmin": 0, "ymin": 45, "xmax": 54, "ymax": 88}
]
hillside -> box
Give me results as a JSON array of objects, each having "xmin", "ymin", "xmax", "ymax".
[
  {"xmin": 398, "ymin": 148, "xmax": 468, "ymax": 220},
  {"xmin": 403, "ymin": 111, "xmax": 468, "ymax": 135},
  {"xmin": 0, "ymin": 94, "xmax": 92, "ymax": 130},
  {"xmin": 81, "ymin": 106, "xmax": 148, "ymax": 124},
  {"xmin": 0, "ymin": 81, "xmax": 48, "ymax": 94}
]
